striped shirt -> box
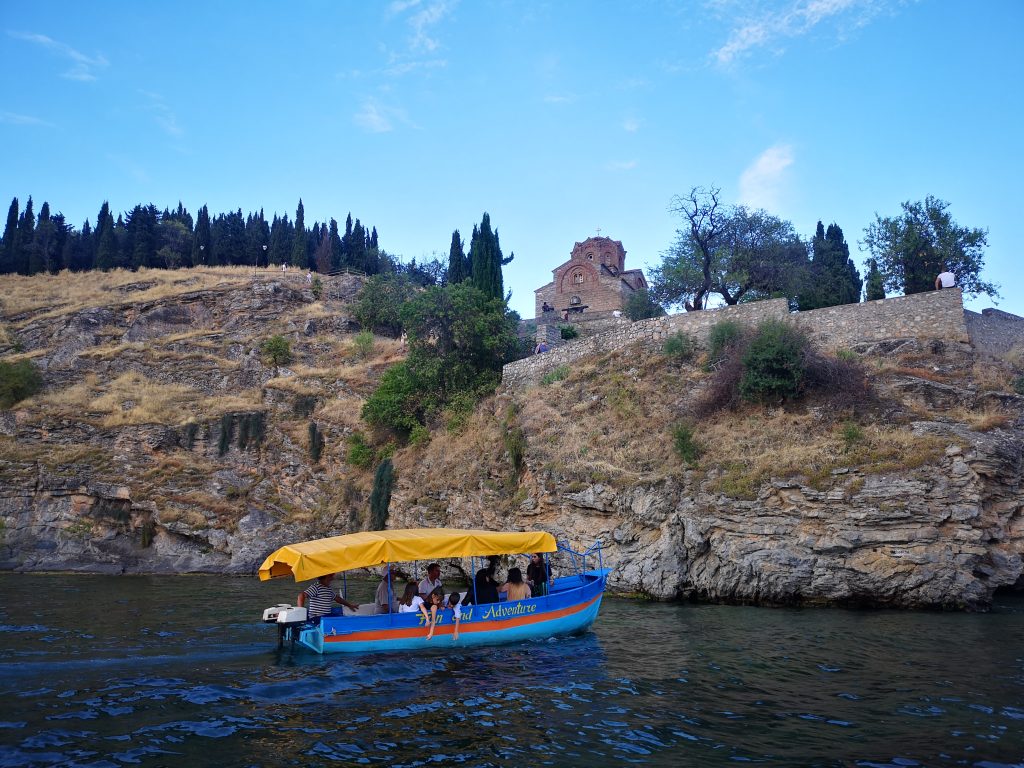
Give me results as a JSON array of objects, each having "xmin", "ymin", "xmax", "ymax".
[{"xmin": 303, "ymin": 582, "xmax": 336, "ymax": 619}]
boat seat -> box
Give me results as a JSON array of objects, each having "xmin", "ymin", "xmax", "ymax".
[{"xmin": 341, "ymin": 603, "xmax": 379, "ymax": 617}]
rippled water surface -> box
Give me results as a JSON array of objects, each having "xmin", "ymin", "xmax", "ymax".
[{"xmin": 0, "ymin": 574, "xmax": 1022, "ymax": 767}]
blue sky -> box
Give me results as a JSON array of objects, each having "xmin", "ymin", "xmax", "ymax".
[{"xmin": 2, "ymin": 1, "xmax": 1021, "ymax": 319}]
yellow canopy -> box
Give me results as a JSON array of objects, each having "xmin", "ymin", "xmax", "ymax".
[{"xmin": 258, "ymin": 528, "xmax": 558, "ymax": 582}]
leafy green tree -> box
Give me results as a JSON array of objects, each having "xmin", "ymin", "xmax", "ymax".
[
  {"xmin": 268, "ymin": 213, "xmax": 291, "ymax": 265},
  {"xmin": 447, "ymin": 229, "xmax": 466, "ymax": 284},
  {"xmin": 863, "ymin": 196, "xmax": 998, "ymax": 298},
  {"xmin": 126, "ymin": 204, "xmax": 160, "ymax": 269},
  {"xmin": 864, "ymin": 258, "xmax": 885, "ymax": 301},
  {"xmin": 260, "ymin": 335, "xmax": 292, "ymax": 366},
  {"xmin": 353, "ymin": 274, "xmax": 418, "ymax": 336},
  {"xmin": 652, "ymin": 187, "xmax": 808, "ymax": 310},
  {"xmin": 368, "ymin": 458, "xmax": 394, "ymax": 530},
  {"xmin": 362, "ymin": 282, "xmax": 519, "ymax": 434},
  {"xmin": 797, "ymin": 221, "xmax": 862, "ymax": 310},
  {"xmin": 624, "ymin": 288, "xmax": 665, "ymax": 320},
  {"xmin": 328, "ymin": 218, "xmax": 342, "ymax": 271},
  {"xmin": 157, "ymin": 219, "xmax": 191, "ymax": 268}
]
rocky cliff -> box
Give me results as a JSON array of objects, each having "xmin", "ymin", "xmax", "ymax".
[{"xmin": 1, "ymin": 268, "xmax": 1022, "ymax": 610}]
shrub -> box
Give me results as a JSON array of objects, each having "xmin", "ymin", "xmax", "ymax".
[
  {"xmin": 663, "ymin": 331, "xmax": 695, "ymax": 362},
  {"xmin": 361, "ymin": 362, "xmax": 422, "ymax": 435},
  {"xmin": 0, "ymin": 359, "xmax": 42, "ymax": 409},
  {"xmin": 739, "ymin": 320, "xmax": 808, "ymax": 403},
  {"xmin": 444, "ymin": 391, "xmax": 478, "ymax": 434},
  {"xmin": 261, "ymin": 335, "xmax": 291, "ymax": 366},
  {"xmin": 541, "ymin": 365, "xmax": 570, "ymax": 386},
  {"xmin": 308, "ymin": 421, "xmax": 324, "ymax": 463},
  {"xmin": 559, "ymin": 325, "xmax": 578, "ymax": 340},
  {"xmin": 707, "ymin": 320, "xmax": 744, "ymax": 364},
  {"xmin": 836, "ymin": 348, "xmax": 858, "ymax": 362},
  {"xmin": 353, "ymin": 330, "xmax": 375, "ymax": 359},
  {"xmin": 1014, "ymin": 375, "xmax": 1024, "ymax": 396},
  {"xmin": 311, "ymin": 276, "xmax": 324, "ymax": 300},
  {"xmin": 503, "ymin": 424, "xmax": 527, "ymax": 474},
  {"xmin": 183, "ymin": 421, "xmax": 199, "ymax": 450},
  {"xmin": 408, "ymin": 424, "xmax": 431, "ymax": 446},
  {"xmin": 841, "ymin": 421, "xmax": 864, "ymax": 450},
  {"xmin": 347, "ymin": 432, "xmax": 375, "ymax": 469},
  {"xmin": 671, "ymin": 422, "xmax": 703, "ymax": 466}
]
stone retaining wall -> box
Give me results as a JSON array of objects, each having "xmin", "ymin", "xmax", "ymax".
[{"xmin": 503, "ymin": 289, "xmax": 971, "ymax": 389}]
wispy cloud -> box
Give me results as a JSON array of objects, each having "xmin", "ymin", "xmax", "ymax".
[
  {"xmin": 738, "ymin": 143, "xmax": 794, "ymax": 210},
  {"xmin": 406, "ymin": 0, "xmax": 457, "ymax": 53},
  {"xmin": 607, "ymin": 160, "xmax": 638, "ymax": 171},
  {"xmin": 623, "ymin": 118, "xmax": 640, "ymax": 133},
  {"xmin": 711, "ymin": 0, "xmax": 886, "ymax": 67},
  {"xmin": 543, "ymin": 94, "xmax": 577, "ymax": 105},
  {"xmin": 8, "ymin": 31, "xmax": 108, "ymax": 81},
  {"xmin": 0, "ymin": 111, "xmax": 54, "ymax": 127},
  {"xmin": 139, "ymin": 91, "xmax": 182, "ymax": 137},
  {"xmin": 354, "ymin": 99, "xmax": 411, "ymax": 133}
]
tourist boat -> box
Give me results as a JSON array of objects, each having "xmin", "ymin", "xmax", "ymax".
[{"xmin": 258, "ymin": 528, "xmax": 608, "ymax": 653}]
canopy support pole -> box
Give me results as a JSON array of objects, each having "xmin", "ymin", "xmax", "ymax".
[{"xmin": 471, "ymin": 556, "xmax": 478, "ymax": 605}]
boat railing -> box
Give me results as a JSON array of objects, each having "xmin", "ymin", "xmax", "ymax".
[{"xmin": 557, "ymin": 539, "xmax": 604, "ymax": 584}]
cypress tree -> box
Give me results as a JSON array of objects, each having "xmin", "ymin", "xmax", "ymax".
[
  {"xmin": 1, "ymin": 197, "xmax": 19, "ymax": 274},
  {"xmin": 328, "ymin": 218, "xmax": 342, "ymax": 271},
  {"xmin": 290, "ymin": 199, "xmax": 306, "ymax": 267},
  {"xmin": 17, "ymin": 196, "xmax": 35, "ymax": 274},
  {"xmin": 368, "ymin": 458, "xmax": 394, "ymax": 531},
  {"xmin": 191, "ymin": 205, "xmax": 211, "ymax": 265},
  {"xmin": 95, "ymin": 203, "xmax": 118, "ymax": 270},
  {"xmin": 31, "ymin": 201, "xmax": 54, "ymax": 274},
  {"xmin": 864, "ymin": 258, "xmax": 885, "ymax": 301},
  {"xmin": 447, "ymin": 229, "xmax": 465, "ymax": 284},
  {"xmin": 469, "ymin": 212, "xmax": 504, "ymax": 300}
]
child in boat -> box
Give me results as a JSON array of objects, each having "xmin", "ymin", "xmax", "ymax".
[
  {"xmin": 499, "ymin": 567, "xmax": 531, "ymax": 601},
  {"xmin": 397, "ymin": 582, "xmax": 429, "ymax": 624},
  {"xmin": 425, "ymin": 587, "xmax": 445, "ymax": 640},
  {"xmin": 446, "ymin": 591, "xmax": 462, "ymax": 641}
]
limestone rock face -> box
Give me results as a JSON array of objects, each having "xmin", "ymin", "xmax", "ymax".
[{"xmin": 388, "ymin": 422, "xmax": 1023, "ymax": 611}]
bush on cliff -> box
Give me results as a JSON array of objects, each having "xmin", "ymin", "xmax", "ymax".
[
  {"xmin": 261, "ymin": 335, "xmax": 291, "ymax": 366},
  {"xmin": 0, "ymin": 359, "xmax": 42, "ymax": 409},
  {"xmin": 699, "ymin": 320, "xmax": 869, "ymax": 413}
]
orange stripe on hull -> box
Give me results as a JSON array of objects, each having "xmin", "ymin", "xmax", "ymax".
[{"xmin": 324, "ymin": 593, "xmax": 601, "ymax": 644}]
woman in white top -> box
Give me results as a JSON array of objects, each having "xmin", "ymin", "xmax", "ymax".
[{"xmin": 397, "ymin": 582, "xmax": 429, "ymax": 625}]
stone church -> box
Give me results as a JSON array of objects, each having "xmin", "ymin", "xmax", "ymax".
[{"xmin": 534, "ymin": 235, "xmax": 647, "ymax": 320}]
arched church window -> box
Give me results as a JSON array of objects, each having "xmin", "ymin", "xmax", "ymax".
[
  {"xmin": 586, "ymin": 252, "xmax": 594, "ymax": 260},
  {"xmin": 572, "ymin": 271, "xmax": 584, "ymax": 285}
]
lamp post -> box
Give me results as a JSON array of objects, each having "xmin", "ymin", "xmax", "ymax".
[{"xmin": 199, "ymin": 244, "xmax": 205, "ymax": 266}]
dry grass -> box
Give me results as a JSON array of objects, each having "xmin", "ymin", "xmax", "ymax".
[
  {"xmin": 316, "ymin": 394, "xmax": 366, "ymax": 433},
  {"xmin": 2, "ymin": 266, "xmax": 253, "ymax": 324},
  {"xmin": 27, "ymin": 371, "xmax": 261, "ymax": 426},
  {"xmin": 971, "ymin": 362, "xmax": 1016, "ymax": 393},
  {"xmin": 945, "ymin": 405, "xmax": 1014, "ymax": 432}
]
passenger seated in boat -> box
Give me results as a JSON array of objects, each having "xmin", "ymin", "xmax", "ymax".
[
  {"xmin": 397, "ymin": 582, "xmax": 429, "ymax": 620},
  {"xmin": 499, "ymin": 567, "xmax": 531, "ymax": 601},
  {"xmin": 296, "ymin": 573, "xmax": 359, "ymax": 621},
  {"xmin": 471, "ymin": 555, "xmax": 501, "ymax": 604},
  {"xmin": 375, "ymin": 564, "xmax": 401, "ymax": 614},
  {"xmin": 446, "ymin": 591, "xmax": 462, "ymax": 641},
  {"xmin": 418, "ymin": 563, "xmax": 443, "ymax": 597},
  {"xmin": 425, "ymin": 587, "xmax": 445, "ymax": 640}
]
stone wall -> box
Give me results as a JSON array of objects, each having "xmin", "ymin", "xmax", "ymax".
[
  {"xmin": 503, "ymin": 288, "xmax": 972, "ymax": 389},
  {"xmin": 791, "ymin": 288, "xmax": 969, "ymax": 349},
  {"xmin": 965, "ymin": 307, "xmax": 1024, "ymax": 359}
]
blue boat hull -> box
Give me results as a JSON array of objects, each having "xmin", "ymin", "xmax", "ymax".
[{"xmin": 296, "ymin": 570, "xmax": 608, "ymax": 654}]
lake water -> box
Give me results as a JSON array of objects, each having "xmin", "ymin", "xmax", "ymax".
[{"xmin": 0, "ymin": 574, "xmax": 1022, "ymax": 767}]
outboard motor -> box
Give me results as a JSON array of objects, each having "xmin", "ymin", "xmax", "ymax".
[{"xmin": 262, "ymin": 603, "xmax": 308, "ymax": 647}]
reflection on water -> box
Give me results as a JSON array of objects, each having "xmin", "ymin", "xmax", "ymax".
[{"xmin": 0, "ymin": 574, "xmax": 1022, "ymax": 767}]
